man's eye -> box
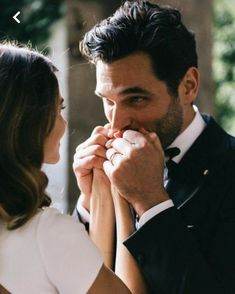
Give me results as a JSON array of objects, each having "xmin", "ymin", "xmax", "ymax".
[{"xmin": 129, "ymin": 97, "xmax": 146, "ymax": 104}]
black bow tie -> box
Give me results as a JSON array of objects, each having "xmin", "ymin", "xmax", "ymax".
[
  {"xmin": 164, "ymin": 147, "xmax": 180, "ymax": 159},
  {"xmin": 164, "ymin": 147, "xmax": 180, "ymax": 178}
]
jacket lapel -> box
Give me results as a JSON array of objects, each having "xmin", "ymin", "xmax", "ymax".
[
  {"xmin": 166, "ymin": 114, "xmax": 230, "ymax": 209},
  {"xmin": 166, "ymin": 162, "xmax": 209, "ymax": 209}
]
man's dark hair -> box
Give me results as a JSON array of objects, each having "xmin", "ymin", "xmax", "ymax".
[{"xmin": 80, "ymin": 0, "xmax": 198, "ymax": 96}]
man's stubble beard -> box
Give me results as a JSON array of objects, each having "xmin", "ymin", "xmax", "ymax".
[{"xmin": 154, "ymin": 97, "xmax": 183, "ymax": 149}]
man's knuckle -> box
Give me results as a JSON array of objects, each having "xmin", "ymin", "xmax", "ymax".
[
  {"xmin": 90, "ymin": 154, "xmax": 96, "ymax": 162},
  {"xmin": 93, "ymin": 144, "xmax": 103, "ymax": 153}
]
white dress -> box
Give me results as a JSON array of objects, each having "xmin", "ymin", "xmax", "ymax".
[{"xmin": 0, "ymin": 207, "xmax": 103, "ymax": 293}]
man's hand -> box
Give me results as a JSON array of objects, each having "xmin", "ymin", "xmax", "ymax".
[
  {"xmin": 73, "ymin": 125, "xmax": 112, "ymax": 211},
  {"xmin": 103, "ymin": 129, "xmax": 169, "ymax": 217}
]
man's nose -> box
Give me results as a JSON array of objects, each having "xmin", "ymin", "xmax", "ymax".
[{"xmin": 110, "ymin": 107, "xmax": 132, "ymax": 131}]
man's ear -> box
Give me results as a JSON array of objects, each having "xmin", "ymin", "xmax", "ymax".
[{"xmin": 178, "ymin": 67, "xmax": 200, "ymax": 105}]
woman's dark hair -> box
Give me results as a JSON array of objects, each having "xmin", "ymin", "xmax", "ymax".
[
  {"xmin": 0, "ymin": 42, "xmax": 59, "ymax": 229},
  {"xmin": 80, "ymin": 0, "xmax": 198, "ymax": 96}
]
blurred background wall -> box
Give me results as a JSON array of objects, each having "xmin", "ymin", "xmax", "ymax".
[
  {"xmin": 42, "ymin": 18, "xmax": 69, "ymax": 213},
  {"xmin": 1, "ymin": 0, "xmax": 235, "ymax": 212}
]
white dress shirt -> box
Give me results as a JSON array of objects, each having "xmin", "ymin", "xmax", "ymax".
[{"xmin": 77, "ymin": 105, "xmax": 206, "ymax": 228}]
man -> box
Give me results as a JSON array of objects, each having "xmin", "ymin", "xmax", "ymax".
[{"xmin": 73, "ymin": 1, "xmax": 235, "ymax": 293}]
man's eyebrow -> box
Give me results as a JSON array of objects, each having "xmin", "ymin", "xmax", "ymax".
[
  {"xmin": 60, "ymin": 97, "xmax": 64, "ymax": 104},
  {"xmin": 95, "ymin": 87, "xmax": 152, "ymax": 98},
  {"xmin": 119, "ymin": 87, "xmax": 152, "ymax": 96}
]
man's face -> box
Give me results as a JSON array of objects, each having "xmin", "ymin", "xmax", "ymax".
[{"xmin": 95, "ymin": 52, "xmax": 185, "ymax": 148}]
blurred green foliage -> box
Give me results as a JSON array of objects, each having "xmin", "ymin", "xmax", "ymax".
[
  {"xmin": 0, "ymin": 0, "xmax": 64, "ymax": 53},
  {"xmin": 213, "ymin": 0, "xmax": 235, "ymax": 134}
]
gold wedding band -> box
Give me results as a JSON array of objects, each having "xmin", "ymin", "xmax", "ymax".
[{"xmin": 109, "ymin": 151, "xmax": 119, "ymax": 165}]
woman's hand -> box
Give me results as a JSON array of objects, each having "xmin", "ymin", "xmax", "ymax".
[{"xmin": 73, "ymin": 124, "xmax": 112, "ymax": 212}]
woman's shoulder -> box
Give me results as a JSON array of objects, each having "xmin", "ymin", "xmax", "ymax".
[
  {"xmin": 36, "ymin": 207, "xmax": 87, "ymax": 236},
  {"xmin": 35, "ymin": 207, "xmax": 103, "ymax": 292},
  {"xmin": 37, "ymin": 207, "xmax": 73, "ymax": 223}
]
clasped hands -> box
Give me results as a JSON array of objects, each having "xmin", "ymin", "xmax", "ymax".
[{"xmin": 73, "ymin": 124, "xmax": 169, "ymax": 217}]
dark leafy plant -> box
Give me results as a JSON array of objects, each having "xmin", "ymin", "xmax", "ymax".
[
  {"xmin": 213, "ymin": 0, "xmax": 235, "ymax": 134},
  {"xmin": 0, "ymin": 0, "xmax": 64, "ymax": 52}
]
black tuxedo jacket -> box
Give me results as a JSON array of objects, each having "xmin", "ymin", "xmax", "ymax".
[{"xmin": 124, "ymin": 115, "xmax": 235, "ymax": 294}]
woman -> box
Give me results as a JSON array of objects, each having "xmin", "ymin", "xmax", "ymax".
[{"xmin": 0, "ymin": 43, "xmax": 131, "ymax": 293}]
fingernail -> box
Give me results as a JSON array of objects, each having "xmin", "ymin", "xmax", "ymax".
[
  {"xmin": 139, "ymin": 127, "xmax": 148, "ymax": 134},
  {"xmin": 114, "ymin": 131, "xmax": 123, "ymax": 138},
  {"xmin": 108, "ymin": 129, "xmax": 114, "ymax": 138}
]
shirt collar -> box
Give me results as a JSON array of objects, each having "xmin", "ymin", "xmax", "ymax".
[{"xmin": 167, "ymin": 105, "xmax": 206, "ymax": 163}]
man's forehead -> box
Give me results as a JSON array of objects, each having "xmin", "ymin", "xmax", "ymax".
[
  {"xmin": 95, "ymin": 61, "xmax": 132, "ymax": 96},
  {"xmin": 95, "ymin": 54, "xmax": 156, "ymax": 94},
  {"xmin": 96, "ymin": 53, "xmax": 152, "ymax": 72},
  {"xmin": 96, "ymin": 59, "xmax": 127, "ymax": 82}
]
